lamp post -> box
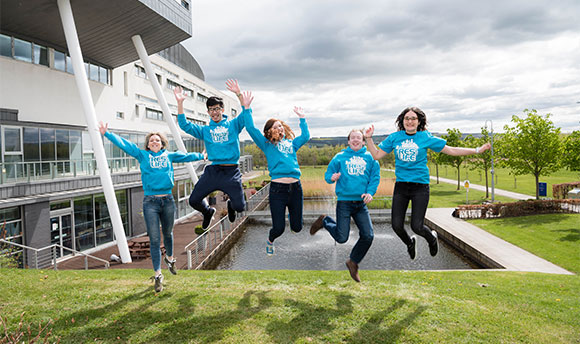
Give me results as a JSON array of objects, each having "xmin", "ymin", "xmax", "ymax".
[{"xmin": 484, "ymin": 120, "xmax": 495, "ymax": 202}]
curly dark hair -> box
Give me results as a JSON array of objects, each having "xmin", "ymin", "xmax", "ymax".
[{"xmin": 395, "ymin": 107, "xmax": 427, "ymax": 132}]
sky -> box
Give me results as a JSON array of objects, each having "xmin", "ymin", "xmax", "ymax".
[{"xmin": 182, "ymin": 0, "xmax": 580, "ymax": 138}]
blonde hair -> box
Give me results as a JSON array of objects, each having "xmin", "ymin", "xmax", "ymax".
[
  {"xmin": 347, "ymin": 129, "xmax": 364, "ymax": 141},
  {"xmin": 144, "ymin": 132, "xmax": 169, "ymax": 150}
]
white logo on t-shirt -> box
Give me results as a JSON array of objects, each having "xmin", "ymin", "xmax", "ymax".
[
  {"xmin": 346, "ymin": 156, "xmax": 367, "ymax": 176},
  {"xmin": 396, "ymin": 139, "xmax": 418, "ymax": 162},
  {"xmin": 149, "ymin": 152, "xmax": 169, "ymax": 169},
  {"xmin": 210, "ymin": 126, "xmax": 229, "ymax": 143},
  {"xmin": 277, "ymin": 140, "xmax": 293, "ymax": 154}
]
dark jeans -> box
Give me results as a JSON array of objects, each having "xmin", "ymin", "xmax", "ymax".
[
  {"xmin": 189, "ymin": 165, "xmax": 246, "ymax": 215},
  {"xmin": 391, "ymin": 182, "xmax": 436, "ymax": 246},
  {"xmin": 323, "ymin": 200, "xmax": 374, "ymax": 264},
  {"xmin": 143, "ymin": 195, "xmax": 176, "ymax": 272},
  {"xmin": 268, "ymin": 181, "xmax": 303, "ymax": 243}
]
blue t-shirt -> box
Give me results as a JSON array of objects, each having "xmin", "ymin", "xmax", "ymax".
[
  {"xmin": 378, "ymin": 130, "xmax": 446, "ymax": 184},
  {"xmin": 245, "ymin": 110, "xmax": 310, "ymax": 180},
  {"xmin": 104, "ymin": 132, "xmax": 203, "ymax": 195},
  {"xmin": 177, "ymin": 108, "xmax": 249, "ymax": 165},
  {"xmin": 325, "ymin": 147, "xmax": 381, "ymax": 201}
]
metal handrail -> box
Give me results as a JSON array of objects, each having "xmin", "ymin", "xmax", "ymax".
[
  {"xmin": 0, "ymin": 239, "xmax": 110, "ymax": 270},
  {"xmin": 184, "ymin": 183, "xmax": 270, "ymax": 269}
]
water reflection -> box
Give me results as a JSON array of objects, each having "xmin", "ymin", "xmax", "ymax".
[{"xmin": 216, "ymin": 200, "xmax": 475, "ymax": 271}]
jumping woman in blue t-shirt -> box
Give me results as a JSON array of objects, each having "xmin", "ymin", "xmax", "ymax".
[
  {"xmin": 364, "ymin": 107, "xmax": 490, "ymax": 259},
  {"xmin": 100, "ymin": 122, "xmax": 204, "ymax": 293},
  {"xmin": 226, "ymin": 80, "xmax": 311, "ymax": 256}
]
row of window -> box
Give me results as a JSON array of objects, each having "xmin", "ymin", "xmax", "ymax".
[{"xmin": 0, "ymin": 33, "xmax": 111, "ymax": 85}]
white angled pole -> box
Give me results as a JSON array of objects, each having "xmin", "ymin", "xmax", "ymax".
[
  {"xmin": 57, "ymin": 0, "xmax": 131, "ymax": 263},
  {"xmin": 131, "ymin": 35, "xmax": 199, "ymax": 183}
]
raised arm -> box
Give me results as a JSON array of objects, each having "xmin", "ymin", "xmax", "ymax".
[
  {"xmin": 364, "ymin": 125, "xmax": 387, "ymax": 160},
  {"xmin": 170, "ymin": 151, "xmax": 205, "ymax": 163},
  {"xmin": 292, "ymin": 106, "xmax": 311, "ymax": 149},
  {"xmin": 240, "ymin": 92, "xmax": 267, "ymax": 150},
  {"xmin": 99, "ymin": 121, "xmax": 141, "ymax": 159},
  {"xmin": 174, "ymin": 86, "xmax": 203, "ymax": 138},
  {"xmin": 226, "ymin": 79, "xmax": 244, "ymax": 105},
  {"xmin": 440, "ymin": 142, "xmax": 491, "ymax": 156}
]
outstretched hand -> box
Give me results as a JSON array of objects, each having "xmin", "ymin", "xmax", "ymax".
[
  {"xmin": 293, "ymin": 106, "xmax": 306, "ymax": 118},
  {"xmin": 479, "ymin": 143, "xmax": 491, "ymax": 153},
  {"xmin": 98, "ymin": 121, "xmax": 108, "ymax": 135},
  {"xmin": 361, "ymin": 193, "xmax": 373, "ymax": 204},
  {"xmin": 226, "ymin": 79, "xmax": 241, "ymax": 94},
  {"xmin": 364, "ymin": 125, "xmax": 375, "ymax": 138},
  {"xmin": 240, "ymin": 91, "xmax": 254, "ymax": 108},
  {"xmin": 173, "ymin": 86, "xmax": 185, "ymax": 103}
]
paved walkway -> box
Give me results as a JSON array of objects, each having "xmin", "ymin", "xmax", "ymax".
[
  {"xmin": 384, "ymin": 168, "xmax": 532, "ymax": 200},
  {"xmin": 425, "ymin": 208, "xmax": 573, "ymax": 275},
  {"xmin": 430, "ymin": 176, "xmax": 532, "ymax": 200}
]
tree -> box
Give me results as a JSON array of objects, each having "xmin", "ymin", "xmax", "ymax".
[
  {"xmin": 499, "ymin": 109, "xmax": 561, "ymax": 199},
  {"xmin": 439, "ymin": 128, "xmax": 465, "ymax": 190},
  {"xmin": 465, "ymin": 127, "xmax": 493, "ymax": 198},
  {"xmin": 428, "ymin": 150, "xmax": 444, "ymax": 184},
  {"xmin": 562, "ymin": 130, "xmax": 580, "ymax": 172}
]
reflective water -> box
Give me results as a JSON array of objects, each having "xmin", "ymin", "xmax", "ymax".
[{"xmin": 216, "ymin": 200, "xmax": 475, "ymax": 271}]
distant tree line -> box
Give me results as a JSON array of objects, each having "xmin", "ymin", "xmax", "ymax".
[{"xmin": 242, "ymin": 109, "xmax": 580, "ymax": 200}]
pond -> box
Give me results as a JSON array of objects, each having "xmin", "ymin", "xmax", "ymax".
[{"xmin": 216, "ymin": 200, "xmax": 477, "ymax": 271}]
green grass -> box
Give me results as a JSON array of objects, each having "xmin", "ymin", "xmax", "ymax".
[
  {"xmin": 427, "ymin": 182, "xmax": 515, "ymax": 208},
  {"xmin": 429, "ymin": 165, "xmax": 580, "ymax": 198},
  {"xmin": 1, "ymin": 269, "xmax": 579, "ymax": 343},
  {"xmin": 467, "ymin": 214, "xmax": 580, "ymax": 274}
]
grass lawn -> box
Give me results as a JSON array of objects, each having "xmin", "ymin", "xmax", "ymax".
[
  {"xmin": 1, "ymin": 269, "xmax": 579, "ymax": 343},
  {"xmin": 429, "ymin": 165, "xmax": 580, "ymax": 198},
  {"xmin": 468, "ymin": 214, "xmax": 580, "ymax": 274},
  {"xmin": 427, "ymin": 182, "xmax": 515, "ymax": 208}
]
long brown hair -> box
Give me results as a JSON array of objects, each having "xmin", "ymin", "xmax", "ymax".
[
  {"xmin": 144, "ymin": 132, "xmax": 169, "ymax": 150},
  {"xmin": 263, "ymin": 118, "xmax": 295, "ymax": 143}
]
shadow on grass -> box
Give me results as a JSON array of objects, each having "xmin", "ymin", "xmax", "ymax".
[
  {"xmin": 265, "ymin": 293, "xmax": 354, "ymax": 343},
  {"xmin": 345, "ymin": 299, "xmax": 427, "ymax": 343},
  {"xmin": 53, "ymin": 288, "xmax": 272, "ymax": 343},
  {"xmin": 554, "ymin": 228, "xmax": 580, "ymax": 242}
]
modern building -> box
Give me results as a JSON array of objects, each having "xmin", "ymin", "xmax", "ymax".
[{"xmin": 0, "ymin": 0, "xmax": 249, "ymax": 267}]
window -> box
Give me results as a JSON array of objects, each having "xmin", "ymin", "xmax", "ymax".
[
  {"xmin": 116, "ymin": 111, "xmax": 124, "ymax": 119},
  {"xmin": 197, "ymin": 93, "xmax": 208, "ymax": 103},
  {"xmin": 33, "ymin": 44, "xmax": 49, "ymax": 66},
  {"xmin": 13, "ymin": 37, "xmax": 32, "ymax": 63},
  {"xmin": 231, "ymin": 109, "xmax": 238, "ymax": 117},
  {"xmin": 0, "ymin": 34, "xmax": 11, "ymax": 57},
  {"xmin": 135, "ymin": 65, "xmax": 147, "ymax": 78},
  {"xmin": 23, "ymin": 127, "xmax": 40, "ymax": 161},
  {"xmin": 146, "ymin": 108, "xmax": 163, "ymax": 121},
  {"xmin": 74, "ymin": 196, "xmax": 94, "ymax": 251},
  {"xmin": 54, "ymin": 50, "xmax": 66, "ymax": 71},
  {"xmin": 181, "ymin": 0, "xmax": 190, "ymax": 10},
  {"xmin": 0, "ymin": 206, "xmax": 23, "ymax": 267},
  {"xmin": 65, "ymin": 55, "xmax": 74, "ymax": 74},
  {"xmin": 40, "ymin": 128, "xmax": 56, "ymax": 161},
  {"xmin": 135, "ymin": 105, "xmax": 140, "ymax": 117}
]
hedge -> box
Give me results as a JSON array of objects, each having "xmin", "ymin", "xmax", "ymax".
[{"xmin": 454, "ymin": 199, "xmax": 580, "ymax": 219}]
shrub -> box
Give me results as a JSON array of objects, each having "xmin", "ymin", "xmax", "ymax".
[{"xmin": 455, "ymin": 199, "xmax": 580, "ymax": 219}]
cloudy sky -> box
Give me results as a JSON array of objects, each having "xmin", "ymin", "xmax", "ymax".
[{"xmin": 182, "ymin": 0, "xmax": 580, "ymax": 138}]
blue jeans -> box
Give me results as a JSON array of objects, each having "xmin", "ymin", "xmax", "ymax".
[
  {"xmin": 268, "ymin": 181, "xmax": 303, "ymax": 243},
  {"xmin": 143, "ymin": 195, "xmax": 176, "ymax": 272},
  {"xmin": 391, "ymin": 182, "xmax": 436, "ymax": 246},
  {"xmin": 323, "ymin": 200, "xmax": 374, "ymax": 264},
  {"xmin": 189, "ymin": 165, "xmax": 246, "ymax": 216}
]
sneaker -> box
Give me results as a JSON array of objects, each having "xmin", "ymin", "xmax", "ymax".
[
  {"xmin": 151, "ymin": 273, "xmax": 164, "ymax": 293},
  {"xmin": 407, "ymin": 235, "xmax": 417, "ymax": 260},
  {"xmin": 345, "ymin": 259, "xmax": 361, "ymax": 282},
  {"xmin": 429, "ymin": 230, "xmax": 439, "ymax": 257},
  {"xmin": 164, "ymin": 256, "xmax": 177, "ymax": 275},
  {"xmin": 202, "ymin": 207, "xmax": 216, "ymax": 229},
  {"xmin": 227, "ymin": 200, "xmax": 236, "ymax": 223},
  {"xmin": 310, "ymin": 215, "xmax": 326, "ymax": 235},
  {"xmin": 266, "ymin": 240, "xmax": 275, "ymax": 256}
]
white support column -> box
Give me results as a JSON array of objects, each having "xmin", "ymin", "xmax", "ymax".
[
  {"xmin": 57, "ymin": 0, "xmax": 131, "ymax": 263},
  {"xmin": 131, "ymin": 35, "xmax": 200, "ymax": 183}
]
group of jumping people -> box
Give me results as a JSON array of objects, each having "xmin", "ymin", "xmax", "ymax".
[{"xmin": 100, "ymin": 79, "xmax": 490, "ymax": 291}]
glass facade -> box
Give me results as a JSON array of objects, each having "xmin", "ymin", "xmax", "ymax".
[{"xmin": 0, "ymin": 206, "xmax": 23, "ymax": 267}]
